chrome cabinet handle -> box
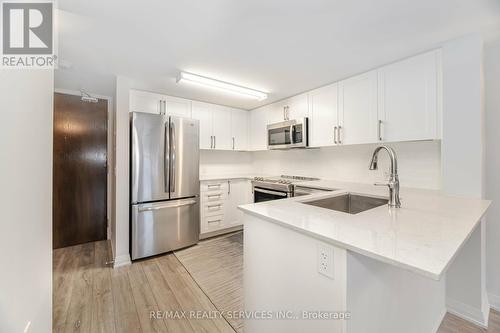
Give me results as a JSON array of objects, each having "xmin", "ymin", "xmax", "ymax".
[
  {"xmin": 207, "ymin": 194, "xmax": 221, "ymax": 198},
  {"xmin": 232, "ymin": 137, "xmax": 235, "ymax": 150},
  {"xmin": 228, "ymin": 180, "xmax": 231, "ymax": 195},
  {"xmin": 334, "ymin": 126, "xmax": 338, "ymax": 144},
  {"xmin": 214, "ymin": 136, "xmax": 216, "ymax": 149},
  {"xmin": 207, "ymin": 184, "xmax": 221, "ymax": 189},
  {"xmin": 378, "ymin": 120, "xmax": 383, "ymax": 141},
  {"xmin": 207, "ymin": 204, "xmax": 221, "ymax": 209},
  {"xmin": 207, "ymin": 219, "xmax": 221, "ymax": 224},
  {"xmin": 210, "ymin": 135, "xmax": 213, "ymax": 149},
  {"xmin": 338, "ymin": 126, "xmax": 343, "ymax": 144},
  {"xmin": 139, "ymin": 199, "xmax": 196, "ymax": 212}
]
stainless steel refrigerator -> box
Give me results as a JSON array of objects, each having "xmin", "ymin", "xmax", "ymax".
[{"xmin": 130, "ymin": 112, "xmax": 200, "ymax": 260}]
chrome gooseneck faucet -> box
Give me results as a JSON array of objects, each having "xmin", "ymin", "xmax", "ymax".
[{"xmin": 369, "ymin": 145, "xmax": 401, "ymax": 208}]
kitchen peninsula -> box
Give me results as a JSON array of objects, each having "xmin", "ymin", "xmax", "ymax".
[{"xmin": 240, "ymin": 180, "xmax": 491, "ymax": 333}]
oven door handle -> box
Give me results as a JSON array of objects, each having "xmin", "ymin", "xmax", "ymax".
[
  {"xmin": 290, "ymin": 125, "xmax": 295, "ymax": 144},
  {"xmin": 254, "ymin": 187, "xmax": 288, "ymax": 197}
]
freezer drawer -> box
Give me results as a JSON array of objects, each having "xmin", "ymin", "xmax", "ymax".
[{"xmin": 131, "ymin": 198, "xmax": 200, "ymax": 260}]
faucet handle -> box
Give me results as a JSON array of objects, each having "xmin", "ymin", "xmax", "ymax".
[{"xmin": 374, "ymin": 182, "xmax": 389, "ymax": 187}]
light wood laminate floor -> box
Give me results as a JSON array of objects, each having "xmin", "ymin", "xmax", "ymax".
[{"xmin": 54, "ymin": 234, "xmax": 500, "ymax": 333}]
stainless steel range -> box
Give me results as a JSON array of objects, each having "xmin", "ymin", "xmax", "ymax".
[{"xmin": 252, "ymin": 175, "xmax": 320, "ymax": 203}]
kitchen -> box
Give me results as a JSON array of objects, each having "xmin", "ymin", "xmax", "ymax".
[{"xmin": 2, "ymin": 1, "xmax": 500, "ymax": 333}]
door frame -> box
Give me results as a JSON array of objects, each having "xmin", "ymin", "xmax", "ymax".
[{"xmin": 54, "ymin": 88, "xmax": 114, "ymax": 243}]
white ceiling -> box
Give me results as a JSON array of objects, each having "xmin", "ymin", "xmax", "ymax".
[{"xmin": 55, "ymin": 0, "xmax": 500, "ymax": 110}]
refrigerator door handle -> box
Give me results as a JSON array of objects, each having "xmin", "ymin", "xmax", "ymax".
[
  {"xmin": 164, "ymin": 120, "xmax": 170, "ymax": 193},
  {"xmin": 169, "ymin": 120, "xmax": 176, "ymax": 193},
  {"xmin": 138, "ymin": 199, "xmax": 197, "ymax": 212}
]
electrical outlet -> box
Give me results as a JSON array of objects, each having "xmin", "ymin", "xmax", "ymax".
[{"xmin": 317, "ymin": 244, "xmax": 334, "ymax": 279}]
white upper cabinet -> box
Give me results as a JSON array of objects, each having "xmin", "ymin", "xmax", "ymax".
[
  {"xmin": 268, "ymin": 93, "xmax": 309, "ymax": 124},
  {"xmin": 286, "ymin": 93, "xmax": 309, "ymax": 119},
  {"xmin": 191, "ymin": 101, "xmax": 214, "ymax": 149},
  {"xmin": 231, "ymin": 109, "xmax": 249, "ymax": 151},
  {"xmin": 309, "ymin": 83, "xmax": 339, "ymax": 147},
  {"xmin": 192, "ymin": 102, "xmax": 246, "ymax": 151},
  {"xmin": 267, "ymin": 101, "xmax": 286, "ymax": 124},
  {"xmin": 250, "ymin": 105, "xmax": 270, "ymax": 151},
  {"xmin": 130, "ymin": 90, "xmax": 163, "ymax": 114},
  {"xmin": 130, "ymin": 90, "xmax": 192, "ymax": 117},
  {"xmin": 338, "ymin": 70, "xmax": 378, "ymax": 145},
  {"xmin": 377, "ymin": 50, "xmax": 439, "ymax": 142},
  {"xmin": 212, "ymin": 105, "xmax": 233, "ymax": 150},
  {"xmin": 165, "ymin": 96, "xmax": 192, "ymax": 118}
]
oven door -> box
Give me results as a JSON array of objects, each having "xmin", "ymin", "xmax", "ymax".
[
  {"xmin": 254, "ymin": 187, "xmax": 289, "ymax": 203},
  {"xmin": 267, "ymin": 118, "xmax": 308, "ymax": 150}
]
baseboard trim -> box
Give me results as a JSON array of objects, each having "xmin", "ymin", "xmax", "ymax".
[
  {"xmin": 489, "ymin": 293, "xmax": 500, "ymax": 312},
  {"xmin": 446, "ymin": 297, "xmax": 488, "ymax": 328},
  {"xmin": 432, "ymin": 307, "xmax": 447, "ymax": 333},
  {"xmin": 200, "ymin": 225, "xmax": 243, "ymax": 240},
  {"xmin": 113, "ymin": 254, "xmax": 131, "ymax": 268}
]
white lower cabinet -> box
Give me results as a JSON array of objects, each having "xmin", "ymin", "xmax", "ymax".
[{"xmin": 200, "ymin": 178, "xmax": 252, "ymax": 237}]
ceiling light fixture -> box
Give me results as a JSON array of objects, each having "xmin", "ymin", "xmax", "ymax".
[{"xmin": 177, "ymin": 72, "xmax": 268, "ymax": 101}]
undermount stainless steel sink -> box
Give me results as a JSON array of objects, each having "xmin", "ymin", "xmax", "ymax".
[{"xmin": 302, "ymin": 193, "xmax": 388, "ymax": 214}]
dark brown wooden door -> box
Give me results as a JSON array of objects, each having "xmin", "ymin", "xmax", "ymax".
[{"xmin": 53, "ymin": 93, "xmax": 108, "ymax": 249}]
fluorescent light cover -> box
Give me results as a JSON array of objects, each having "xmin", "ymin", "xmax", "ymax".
[{"xmin": 177, "ymin": 72, "xmax": 268, "ymax": 101}]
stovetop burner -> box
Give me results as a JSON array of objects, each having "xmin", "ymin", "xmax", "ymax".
[{"xmin": 252, "ymin": 175, "xmax": 320, "ymax": 193}]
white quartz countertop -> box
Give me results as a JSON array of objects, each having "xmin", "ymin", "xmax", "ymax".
[{"xmin": 239, "ymin": 179, "xmax": 491, "ymax": 280}]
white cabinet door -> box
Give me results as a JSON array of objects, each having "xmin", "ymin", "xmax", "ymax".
[
  {"xmin": 191, "ymin": 101, "xmax": 213, "ymax": 149},
  {"xmin": 250, "ymin": 105, "xmax": 269, "ymax": 151},
  {"xmin": 129, "ymin": 90, "xmax": 163, "ymax": 114},
  {"xmin": 309, "ymin": 83, "xmax": 339, "ymax": 147},
  {"xmin": 225, "ymin": 179, "xmax": 251, "ymax": 227},
  {"xmin": 378, "ymin": 51, "xmax": 438, "ymax": 142},
  {"xmin": 338, "ymin": 70, "xmax": 378, "ymax": 145},
  {"xmin": 267, "ymin": 101, "xmax": 286, "ymax": 124},
  {"xmin": 231, "ymin": 109, "xmax": 249, "ymax": 151},
  {"xmin": 165, "ymin": 96, "xmax": 192, "ymax": 118},
  {"xmin": 286, "ymin": 93, "xmax": 309, "ymax": 119},
  {"xmin": 212, "ymin": 106, "xmax": 233, "ymax": 150}
]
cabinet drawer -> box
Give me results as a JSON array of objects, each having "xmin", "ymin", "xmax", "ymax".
[
  {"xmin": 201, "ymin": 215, "xmax": 225, "ymax": 232},
  {"xmin": 202, "ymin": 202, "xmax": 224, "ymax": 217},
  {"xmin": 201, "ymin": 181, "xmax": 228, "ymax": 193},
  {"xmin": 201, "ymin": 191, "xmax": 227, "ymax": 203}
]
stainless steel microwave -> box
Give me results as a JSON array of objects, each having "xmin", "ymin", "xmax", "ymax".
[{"xmin": 267, "ymin": 117, "xmax": 309, "ymax": 150}]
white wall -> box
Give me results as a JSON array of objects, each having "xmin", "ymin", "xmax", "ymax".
[
  {"xmin": 485, "ymin": 39, "xmax": 500, "ymax": 310},
  {"xmin": 0, "ymin": 70, "xmax": 53, "ymax": 333},
  {"xmin": 200, "ymin": 150, "xmax": 254, "ymax": 176},
  {"xmin": 252, "ymin": 141, "xmax": 442, "ymax": 189},
  {"xmin": 441, "ymin": 34, "xmax": 489, "ymax": 326},
  {"xmin": 113, "ymin": 76, "xmax": 132, "ymax": 267}
]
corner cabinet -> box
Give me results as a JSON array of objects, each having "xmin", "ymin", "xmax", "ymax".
[
  {"xmin": 231, "ymin": 109, "xmax": 250, "ymax": 151},
  {"xmin": 377, "ymin": 50, "xmax": 440, "ymax": 142},
  {"xmin": 200, "ymin": 178, "xmax": 252, "ymax": 238},
  {"xmin": 250, "ymin": 105, "xmax": 270, "ymax": 151},
  {"xmin": 191, "ymin": 102, "xmax": 249, "ymax": 151}
]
